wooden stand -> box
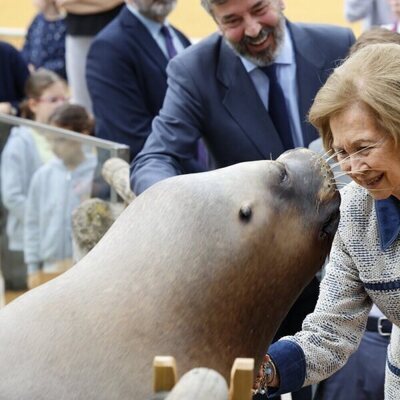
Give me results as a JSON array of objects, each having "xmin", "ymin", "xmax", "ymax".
[
  {"xmin": 229, "ymin": 358, "xmax": 254, "ymax": 400},
  {"xmin": 153, "ymin": 356, "xmax": 254, "ymax": 400},
  {"xmin": 153, "ymin": 356, "xmax": 178, "ymax": 393}
]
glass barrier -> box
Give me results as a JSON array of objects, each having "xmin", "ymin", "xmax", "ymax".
[{"xmin": 0, "ymin": 114, "xmax": 130, "ymax": 293}]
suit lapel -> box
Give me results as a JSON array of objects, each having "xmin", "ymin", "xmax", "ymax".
[
  {"xmin": 288, "ymin": 22, "xmax": 329, "ymax": 146},
  {"xmin": 217, "ymin": 39, "xmax": 285, "ymax": 160},
  {"xmin": 120, "ymin": 7, "xmax": 168, "ymax": 73}
]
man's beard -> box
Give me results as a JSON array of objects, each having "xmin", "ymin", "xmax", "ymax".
[
  {"xmin": 225, "ymin": 15, "xmax": 285, "ymax": 67},
  {"xmin": 134, "ymin": 0, "xmax": 177, "ymax": 21}
]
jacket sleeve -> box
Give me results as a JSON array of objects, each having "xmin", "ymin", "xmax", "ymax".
[
  {"xmin": 1, "ymin": 135, "xmax": 28, "ymax": 220},
  {"xmin": 86, "ymin": 37, "xmax": 152, "ymax": 158},
  {"xmin": 130, "ymin": 55, "xmax": 205, "ymax": 195},
  {"xmin": 268, "ymin": 229, "xmax": 372, "ymax": 395},
  {"xmin": 21, "ymin": 18, "xmax": 35, "ymax": 65},
  {"xmin": 9, "ymin": 45, "xmax": 29, "ymax": 111},
  {"xmin": 24, "ymin": 171, "xmax": 42, "ymax": 270},
  {"xmin": 344, "ymin": 0, "xmax": 374, "ymax": 22}
]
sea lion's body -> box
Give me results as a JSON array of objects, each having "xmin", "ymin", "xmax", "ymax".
[{"xmin": 0, "ymin": 149, "xmax": 340, "ymax": 399}]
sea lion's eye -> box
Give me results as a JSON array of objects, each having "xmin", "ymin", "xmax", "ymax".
[{"xmin": 279, "ymin": 164, "xmax": 288, "ymax": 183}]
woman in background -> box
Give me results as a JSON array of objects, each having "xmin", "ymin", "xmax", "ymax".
[
  {"xmin": 25, "ymin": 103, "xmax": 96, "ymax": 289},
  {"xmin": 22, "ymin": 0, "xmax": 67, "ymax": 79}
]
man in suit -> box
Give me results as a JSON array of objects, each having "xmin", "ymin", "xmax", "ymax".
[
  {"xmin": 86, "ymin": 0, "xmax": 190, "ymax": 159},
  {"xmin": 131, "ymin": 2, "xmax": 354, "ymax": 399},
  {"xmin": 131, "ymin": 0, "xmax": 355, "ymax": 194}
]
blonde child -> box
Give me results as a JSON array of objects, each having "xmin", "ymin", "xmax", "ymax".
[
  {"xmin": 24, "ymin": 104, "xmax": 96, "ymax": 288},
  {"xmin": 1, "ymin": 69, "xmax": 68, "ymax": 289}
]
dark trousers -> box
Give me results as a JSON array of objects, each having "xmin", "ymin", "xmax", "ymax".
[
  {"xmin": 314, "ymin": 331, "xmax": 388, "ymax": 400},
  {"xmin": 276, "ymin": 277, "xmax": 319, "ymax": 400},
  {"xmin": 254, "ymin": 277, "xmax": 320, "ymax": 400}
]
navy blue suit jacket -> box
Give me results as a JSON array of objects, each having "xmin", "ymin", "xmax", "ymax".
[
  {"xmin": 86, "ymin": 6, "xmax": 191, "ymax": 159},
  {"xmin": 0, "ymin": 41, "xmax": 29, "ymax": 110},
  {"xmin": 131, "ymin": 22, "xmax": 355, "ymax": 194}
]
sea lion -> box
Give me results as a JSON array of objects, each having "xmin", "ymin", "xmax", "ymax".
[{"xmin": 0, "ymin": 148, "xmax": 340, "ymax": 400}]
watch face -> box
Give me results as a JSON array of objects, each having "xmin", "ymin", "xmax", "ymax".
[
  {"xmin": 254, "ymin": 354, "xmax": 275, "ymax": 393},
  {"xmin": 264, "ymin": 362, "xmax": 273, "ymax": 376}
]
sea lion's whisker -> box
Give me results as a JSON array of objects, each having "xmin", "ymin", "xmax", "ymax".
[
  {"xmin": 334, "ymin": 139, "xmax": 386, "ymax": 167},
  {"xmin": 322, "ymin": 148, "xmax": 333, "ymax": 158},
  {"xmin": 331, "ymin": 157, "xmax": 363, "ymax": 168},
  {"xmin": 325, "ymin": 151, "xmax": 340, "ymax": 163},
  {"xmin": 335, "ymin": 170, "xmax": 366, "ymax": 178},
  {"xmin": 365, "ymin": 187, "xmax": 395, "ymax": 192}
]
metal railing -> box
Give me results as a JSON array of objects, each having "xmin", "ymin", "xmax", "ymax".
[
  {"xmin": 0, "ymin": 113, "xmax": 131, "ymax": 290},
  {"xmin": 0, "ymin": 114, "xmax": 130, "ymax": 162}
]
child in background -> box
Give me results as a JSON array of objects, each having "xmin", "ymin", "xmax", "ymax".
[
  {"xmin": 1, "ymin": 69, "xmax": 68, "ymax": 290},
  {"xmin": 22, "ymin": 0, "xmax": 67, "ymax": 80},
  {"xmin": 24, "ymin": 104, "xmax": 96, "ymax": 288}
]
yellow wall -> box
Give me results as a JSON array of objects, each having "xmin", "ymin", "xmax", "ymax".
[
  {"xmin": 1, "ymin": 0, "xmax": 35, "ymax": 27},
  {"xmin": 170, "ymin": 0, "xmax": 361, "ymax": 38},
  {"xmin": 1, "ymin": 0, "xmax": 361, "ymax": 47}
]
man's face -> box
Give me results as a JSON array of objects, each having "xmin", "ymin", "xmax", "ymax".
[
  {"xmin": 133, "ymin": 0, "xmax": 177, "ymax": 22},
  {"xmin": 212, "ymin": 0, "xmax": 285, "ymax": 66}
]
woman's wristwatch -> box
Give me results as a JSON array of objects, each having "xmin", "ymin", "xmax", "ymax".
[{"xmin": 252, "ymin": 354, "xmax": 277, "ymax": 395}]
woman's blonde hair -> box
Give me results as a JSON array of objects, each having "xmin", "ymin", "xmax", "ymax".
[{"xmin": 308, "ymin": 43, "xmax": 400, "ymax": 151}]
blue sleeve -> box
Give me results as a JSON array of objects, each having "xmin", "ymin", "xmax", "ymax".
[
  {"xmin": 12, "ymin": 51, "xmax": 29, "ymax": 111},
  {"xmin": 21, "ymin": 16, "xmax": 37, "ymax": 64},
  {"xmin": 86, "ymin": 38, "xmax": 154, "ymax": 158},
  {"xmin": 0, "ymin": 41, "xmax": 29, "ymax": 108},
  {"xmin": 130, "ymin": 55, "xmax": 205, "ymax": 194},
  {"xmin": 267, "ymin": 340, "xmax": 306, "ymax": 397},
  {"xmin": 1, "ymin": 134, "xmax": 28, "ymax": 219},
  {"xmin": 24, "ymin": 170, "xmax": 41, "ymax": 266}
]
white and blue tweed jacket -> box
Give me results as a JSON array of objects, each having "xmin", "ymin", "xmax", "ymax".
[{"xmin": 270, "ymin": 181, "xmax": 400, "ymax": 399}]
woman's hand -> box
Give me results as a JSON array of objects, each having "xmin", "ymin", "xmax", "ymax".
[{"xmin": 252, "ymin": 354, "xmax": 280, "ymax": 394}]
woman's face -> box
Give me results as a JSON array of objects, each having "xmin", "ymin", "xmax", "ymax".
[
  {"xmin": 29, "ymin": 81, "xmax": 69, "ymax": 124},
  {"xmin": 330, "ymin": 103, "xmax": 400, "ymax": 200}
]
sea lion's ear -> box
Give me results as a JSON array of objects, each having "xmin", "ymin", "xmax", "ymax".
[{"xmin": 239, "ymin": 204, "xmax": 252, "ymax": 222}]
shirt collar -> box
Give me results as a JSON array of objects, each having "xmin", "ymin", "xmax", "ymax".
[
  {"xmin": 126, "ymin": 4, "xmax": 170, "ymax": 37},
  {"xmin": 240, "ymin": 21, "xmax": 294, "ymax": 73},
  {"xmin": 375, "ymin": 196, "xmax": 400, "ymax": 251}
]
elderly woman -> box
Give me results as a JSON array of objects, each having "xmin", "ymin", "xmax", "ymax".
[{"xmin": 256, "ymin": 43, "xmax": 400, "ymax": 399}]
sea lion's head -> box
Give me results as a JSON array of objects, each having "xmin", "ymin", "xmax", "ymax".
[{"xmin": 275, "ymin": 147, "xmax": 340, "ymax": 246}]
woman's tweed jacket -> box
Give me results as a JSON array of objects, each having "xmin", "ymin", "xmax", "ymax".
[{"xmin": 286, "ymin": 181, "xmax": 400, "ymax": 399}]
